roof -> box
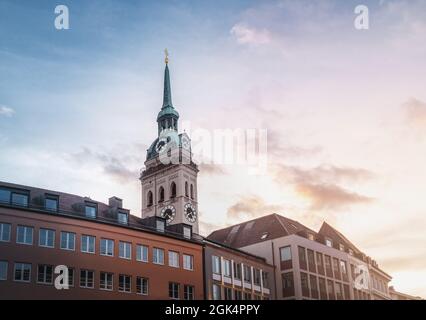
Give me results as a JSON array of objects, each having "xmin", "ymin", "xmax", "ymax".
[
  {"xmin": 207, "ymin": 213, "xmax": 317, "ymax": 248},
  {"xmin": 317, "ymin": 221, "xmax": 363, "ymax": 255}
]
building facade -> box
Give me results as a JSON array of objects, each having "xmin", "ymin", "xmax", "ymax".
[{"xmin": 204, "ymin": 240, "xmax": 275, "ymax": 300}]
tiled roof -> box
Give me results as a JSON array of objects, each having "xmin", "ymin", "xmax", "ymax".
[{"xmin": 207, "ymin": 213, "xmax": 317, "ymax": 248}]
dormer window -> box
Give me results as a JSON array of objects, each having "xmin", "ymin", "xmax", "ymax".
[
  {"xmin": 0, "ymin": 189, "xmax": 11, "ymax": 204},
  {"xmin": 85, "ymin": 203, "xmax": 97, "ymax": 219},
  {"xmin": 156, "ymin": 219, "xmax": 165, "ymax": 232},
  {"xmin": 45, "ymin": 195, "xmax": 58, "ymax": 212},
  {"xmin": 339, "ymin": 244, "xmax": 345, "ymax": 252},
  {"xmin": 183, "ymin": 226, "xmax": 192, "ymax": 239},
  {"xmin": 11, "ymin": 192, "xmax": 29, "ymax": 207},
  {"xmin": 307, "ymin": 233, "xmax": 315, "ymax": 241},
  {"xmin": 325, "ymin": 238, "xmax": 333, "ymax": 248},
  {"xmin": 118, "ymin": 211, "xmax": 128, "ymax": 225}
]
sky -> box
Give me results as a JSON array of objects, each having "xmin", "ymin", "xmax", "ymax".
[{"xmin": 1, "ymin": 0, "xmax": 426, "ymax": 297}]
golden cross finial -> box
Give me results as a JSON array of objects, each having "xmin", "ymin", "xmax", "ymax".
[{"xmin": 164, "ymin": 48, "xmax": 169, "ymax": 64}]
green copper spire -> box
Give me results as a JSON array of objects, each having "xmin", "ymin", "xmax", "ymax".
[{"xmin": 162, "ymin": 64, "xmax": 173, "ymax": 109}]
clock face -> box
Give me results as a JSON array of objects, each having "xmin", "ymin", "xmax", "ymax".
[
  {"xmin": 155, "ymin": 137, "xmax": 168, "ymax": 153},
  {"xmin": 184, "ymin": 203, "xmax": 197, "ymax": 223},
  {"xmin": 161, "ymin": 205, "xmax": 176, "ymax": 223}
]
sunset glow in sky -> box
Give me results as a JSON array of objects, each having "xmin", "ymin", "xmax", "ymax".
[{"xmin": 1, "ymin": 0, "xmax": 425, "ymax": 297}]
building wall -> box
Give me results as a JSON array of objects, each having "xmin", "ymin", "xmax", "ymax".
[
  {"xmin": 0, "ymin": 207, "xmax": 204, "ymax": 300},
  {"xmin": 204, "ymin": 243, "xmax": 275, "ymax": 300}
]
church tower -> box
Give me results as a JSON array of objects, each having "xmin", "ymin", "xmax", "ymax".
[{"xmin": 140, "ymin": 51, "xmax": 199, "ymax": 234}]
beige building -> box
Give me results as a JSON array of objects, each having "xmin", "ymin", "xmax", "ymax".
[
  {"xmin": 208, "ymin": 213, "xmax": 393, "ymax": 300},
  {"xmin": 389, "ymin": 286, "xmax": 423, "ymax": 300}
]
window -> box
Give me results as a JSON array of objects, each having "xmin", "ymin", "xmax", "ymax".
[
  {"xmin": 243, "ymin": 265, "xmax": 251, "ymax": 283},
  {"xmin": 136, "ymin": 245, "xmax": 149, "ymax": 262},
  {"xmin": 184, "ymin": 285, "xmax": 195, "ymax": 300},
  {"xmin": 310, "ymin": 275, "xmax": 318, "ymax": 298},
  {"xmin": 307, "ymin": 249, "xmax": 316, "ymax": 272},
  {"xmin": 39, "ymin": 228, "xmax": 55, "ymax": 248},
  {"xmin": 183, "ymin": 226, "xmax": 191, "ymax": 239},
  {"xmin": 147, "ymin": 191, "xmax": 153, "ymax": 207},
  {"xmin": 0, "ymin": 189, "xmax": 11, "ymax": 203},
  {"xmin": 282, "ymin": 272, "xmax": 294, "ymax": 297},
  {"xmin": 325, "ymin": 238, "xmax": 333, "ymax": 247},
  {"xmin": 224, "ymin": 287, "xmax": 232, "ymax": 300},
  {"xmin": 100, "ymin": 272, "xmax": 113, "ymax": 291},
  {"xmin": 298, "ymin": 246, "xmax": 306, "ymax": 265},
  {"xmin": 307, "ymin": 233, "xmax": 315, "ymax": 240},
  {"xmin": 16, "ymin": 225, "xmax": 33, "ymax": 245},
  {"xmin": 0, "ymin": 261, "xmax": 8, "ymax": 280},
  {"xmin": 280, "ymin": 246, "xmax": 292, "ymax": 261},
  {"xmin": 169, "ymin": 251, "xmax": 179, "ymax": 268},
  {"xmin": 169, "ymin": 282, "xmax": 180, "ymax": 299},
  {"xmin": 183, "ymin": 254, "xmax": 193, "ymax": 271},
  {"xmin": 68, "ymin": 268, "xmax": 75, "ymax": 287},
  {"xmin": 332, "ymin": 258, "xmax": 340, "ymax": 274},
  {"xmin": 60, "ymin": 232, "xmax": 75, "ymax": 250},
  {"xmin": 316, "ymin": 252, "xmax": 323, "ymax": 267},
  {"xmin": 262, "ymin": 272, "xmax": 269, "ymax": 288},
  {"xmin": 223, "ymin": 259, "xmax": 231, "ymax": 277},
  {"xmin": 119, "ymin": 241, "xmax": 131, "ymax": 259},
  {"xmin": 170, "ymin": 182, "xmax": 177, "ymax": 198},
  {"xmin": 212, "ymin": 256, "xmax": 221, "ymax": 274},
  {"xmin": 340, "ymin": 261, "xmax": 347, "ymax": 276},
  {"xmin": 137, "ymin": 277, "xmax": 149, "ymax": 295},
  {"xmin": 118, "ymin": 211, "xmax": 128, "ymax": 225},
  {"xmin": 300, "ymin": 272, "xmax": 309, "ymax": 297},
  {"xmin": 212, "ymin": 284, "xmax": 221, "ymax": 300},
  {"xmin": 37, "ymin": 265, "xmax": 53, "ymax": 284},
  {"xmin": 244, "ymin": 292, "xmax": 252, "ymax": 300},
  {"xmin": 185, "ymin": 182, "xmax": 189, "ymax": 197},
  {"xmin": 80, "ymin": 269, "xmax": 94, "ymax": 288},
  {"xmin": 234, "ymin": 290, "xmax": 242, "ymax": 300},
  {"xmin": 100, "ymin": 239, "xmax": 114, "ymax": 257},
  {"xmin": 0, "ymin": 223, "xmax": 11, "ymax": 242},
  {"xmin": 190, "ymin": 184, "xmax": 194, "ymax": 199},
  {"xmin": 85, "ymin": 203, "xmax": 97, "ymax": 218},
  {"xmin": 339, "ymin": 244, "xmax": 345, "ymax": 251},
  {"xmin": 45, "ymin": 196, "xmax": 58, "ymax": 212},
  {"xmin": 119, "ymin": 274, "xmax": 132, "ymax": 293},
  {"xmin": 81, "ymin": 235, "xmax": 95, "ymax": 254},
  {"xmin": 11, "ymin": 192, "xmax": 28, "ymax": 207},
  {"xmin": 159, "ymin": 187, "xmax": 165, "ymax": 202},
  {"xmin": 253, "ymin": 269, "xmax": 261, "ymax": 286},
  {"xmin": 156, "ymin": 219, "xmax": 165, "ymax": 232},
  {"xmin": 234, "ymin": 262, "xmax": 242, "ymax": 280},
  {"xmin": 14, "ymin": 263, "xmax": 31, "ymax": 282},
  {"xmin": 153, "ymin": 248, "xmax": 165, "ymax": 265}
]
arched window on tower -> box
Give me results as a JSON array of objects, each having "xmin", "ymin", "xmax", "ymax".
[
  {"xmin": 147, "ymin": 191, "xmax": 153, "ymax": 207},
  {"xmin": 170, "ymin": 182, "xmax": 177, "ymax": 198},
  {"xmin": 185, "ymin": 182, "xmax": 189, "ymax": 197},
  {"xmin": 190, "ymin": 184, "xmax": 194, "ymax": 199},
  {"xmin": 159, "ymin": 187, "xmax": 165, "ymax": 203}
]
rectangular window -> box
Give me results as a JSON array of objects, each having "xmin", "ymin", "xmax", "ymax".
[
  {"xmin": 325, "ymin": 255, "xmax": 333, "ymax": 277},
  {"xmin": 169, "ymin": 282, "xmax": 180, "ymax": 299},
  {"xmin": 244, "ymin": 292, "xmax": 252, "ymax": 300},
  {"xmin": 100, "ymin": 239, "xmax": 114, "ymax": 257},
  {"xmin": 11, "ymin": 192, "xmax": 28, "ymax": 207},
  {"xmin": 309, "ymin": 274, "xmax": 318, "ymax": 299},
  {"xmin": 153, "ymin": 248, "xmax": 164, "ymax": 265},
  {"xmin": 327, "ymin": 280, "xmax": 335, "ymax": 300},
  {"xmin": 81, "ymin": 235, "xmax": 96, "ymax": 253},
  {"xmin": 282, "ymin": 272, "xmax": 295, "ymax": 297},
  {"xmin": 233, "ymin": 262, "xmax": 242, "ymax": 280},
  {"xmin": 136, "ymin": 277, "xmax": 149, "ymax": 295},
  {"xmin": 16, "ymin": 225, "xmax": 33, "ymax": 245},
  {"xmin": 39, "ymin": 228, "xmax": 55, "ymax": 248},
  {"xmin": 0, "ymin": 223, "xmax": 11, "ymax": 242},
  {"xmin": 169, "ymin": 251, "xmax": 179, "ymax": 268},
  {"xmin": 325, "ymin": 238, "xmax": 333, "ymax": 247},
  {"xmin": 45, "ymin": 196, "xmax": 58, "ymax": 212},
  {"xmin": 340, "ymin": 260, "xmax": 347, "ymax": 275},
  {"xmin": 156, "ymin": 219, "xmax": 165, "ymax": 232},
  {"xmin": 37, "ymin": 264, "xmax": 53, "ymax": 284},
  {"xmin": 183, "ymin": 254, "xmax": 194, "ymax": 271},
  {"xmin": 0, "ymin": 261, "xmax": 8, "ymax": 280},
  {"xmin": 333, "ymin": 258, "xmax": 340, "ymax": 278},
  {"xmin": 85, "ymin": 203, "xmax": 97, "ymax": 218},
  {"xmin": 80, "ymin": 269, "xmax": 94, "ymax": 288},
  {"xmin": 184, "ymin": 285, "xmax": 195, "ymax": 300},
  {"xmin": 119, "ymin": 241, "xmax": 132, "ymax": 259},
  {"xmin": 60, "ymin": 232, "xmax": 75, "ymax": 250},
  {"xmin": 100, "ymin": 272, "xmax": 113, "ymax": 291},
  {"xmin": 254, "ymin": 269, "xmax": 261, "ymax": 286},
  {"xmin": 119, "ymin": 274, "xmax": 132, "ymax": 293},
  {"xmin": 212, "ymin": 256, "xmax": 221, "ymax": 274},
  {"xmin": 212, "ymin": 284, "xmax": 221, "ymax": 300},
  {"xmin": 0, "ymin": 189, "xmax": 11, "ymax": 204},
  {"xmin": 234, "ymin": 290, "xmax": 242, "ymax": 300},
  {"xmin": 300, "ymin": 272, "xmax": 310, "ymax": 297},
  {"xmin": 136, "ymin": 245, "xmax": 149, "ymax": 262},
  {"xmin": 318, "ymin": 277, "xmax": 327, "ymax": 300},
  {"xmin": 117, "ymin": 211, "xmax": 128, "ymax": 224},
  {"xmin": 298, "ymin": 246, "xmax": 307, "ymax": 270},
  {"xmin": 280, "ymin": 246, "xmax": 292, "ymax": 261},
  {"xmin": 14, "ymin": 263, "xmax": 31, "ymax": 282},
  {"xmin": 224, "ymin": 287, "xmax": 232, "ymax": 300},
  {"xmin": 262, "ymin": 272, "xmax": 269, "ymax": 288},
  {"xmin": 307, "ymin": 249, "xmax": 316, "ymax": 272},
  {"xmin": 68, "ymin": 268, "xmax": 75, "ymax": 287},
  {"xmin": 243, "ymin": 265, "xmax": 251, "ymax": 283},
  {"xmin": 223, "ymin": 259, "xmax": 231, "ymax": 277},
  {"xmin": 183, "ymin": 226, "xmax": 191, "ymax": 239}
]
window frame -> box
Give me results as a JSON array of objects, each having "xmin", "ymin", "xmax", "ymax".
[
  {"xmin": 16, "ymin": 225, "xmax": 33, "ymax": 245},
  {"xmin": 153, "ymin": 247, "xmax": 165, "ymax": 265},
  {"xmin": 0, "ymin": 261, "xmax": 8, "ymax": 281},
  {"xmin": 136, "ymin": 244, "xmax": 149, "ymax": 263},
  {"xmin": 60, "ymin": 231, "xmax": 76, "ymax": 251},
  {"xmin": 119, "ymin": 241, "xmax": 132, "ymax": 260},
  {"xmin": 81, "ymin": 235, "xmax": 96, "ymax": 254},
  {"xmin": 168, "ymin": 251, "xmax": 180, "ymax": 268},
  {"xmin": 44, "ymin": 195, "xmax": 59, "ymax": 212},
  {"xmin": 183, "ymin": 254, "xmax": 194, "ymax": 271},
  {"xmin": 99, "ymin": 272, "xmax": 114, "ymax": 291},
  {"xmin": 38, "ymin": 228, "xmax": 55, "ymax": 248},
  {"xmin": 169, "ymin": 282, "xmax": 180, "ymax": 300},
  {"xmin": 14, "ymin": 262, "xmax": 31, "ymax": 283},
  {"xmin": 100, "ymin": 238, "xmax": 114, "ymax": 257},
  {"xmin": 80, "ymin": 269, "xmax": 95, "ymax": 289},
  {"xmin": 37, "ymin": 264, "xmax": 53, "ymax": 285},
  {"xmin": 119, "ymin": 274, "xmax": 132, "ymax": 293},
  {"xmin": 0, "ymin": 223, "xmax": 11, "ymax": 242},
  {"xmin": 136, "ymin": 277, "xmax": 149, "ymax": 295}
]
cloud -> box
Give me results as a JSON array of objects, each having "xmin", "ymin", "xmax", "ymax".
[
  {"xmin": 227, "ymin": 194, "xmax": 283, "ymax": 220},
  {"xmin": 0, "ymin": 105, "xmax": 15, "ymax": 117},
  {"xmin": 230, "ymin": 23, "xmax": 271, "ymax": 46},
  {"xmin": 272, "ymin": 164, "xmax": 374, "ymax": 211},
  {"xmin": 403, "ymin": 98, "xmax": 426, "ymax": 129},
  {"xmin": 198, "ymin": 163, "xmax": 227, "ymax": 176},
  {"xmin": 68, "ymin": 146, "xmax": 141, "ymax": 184}
]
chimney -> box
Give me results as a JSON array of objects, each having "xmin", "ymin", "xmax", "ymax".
[{"xmin": 109, "ymin": 196, "xmax": 123, "ymax": 209}]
